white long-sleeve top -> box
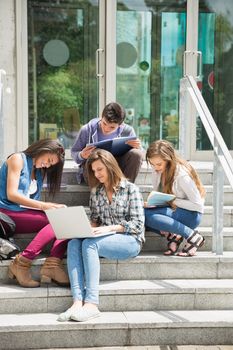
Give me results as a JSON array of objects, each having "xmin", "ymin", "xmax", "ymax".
[{"xmin": 151, "ymin": 165, "xmax": 204, "ymax": 213}]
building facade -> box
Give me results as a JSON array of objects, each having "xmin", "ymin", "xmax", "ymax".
[{"xmin": 0, "ymin": 0, "xmax": 233, "ymax": 161}]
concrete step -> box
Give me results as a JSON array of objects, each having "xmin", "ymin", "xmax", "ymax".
[
  {"xmin": 62, "ymin": 160, "xmax": 231, "ymax": 186},
  {"xmin": 44, "ymin": 184, "xmax": 90, "ymax": 207},
  {"xmin": 140, "ymin": 184, "xmax": 233, "ymax": 206},
  {"xmin": 1, "ymin": 279, "xmax": 233, "ymax": 315},
  {"xmin": 12, "ymin": 226, "xmax": 233, "ymax": 253},
  {"xmin": 44, "ymin": 183, "xmax": 233, "ymax": 207},
  {"xmin": 1, "ymin": 252, "xmax": 233, "ymax": 282},
  {"xmin": 0, "ymin": 310, "xmax": 233, "ymax": 349},
  {"xmin": 200, "ymin": 206, "xmax": 233, "ymax": 226},
  {"xmin": 62, "ymin": 160, "xmax": 218, "ymax": 186},
  {"xmin": 143, "ymin": 227, "xmax": 233, "ymax": 252}
]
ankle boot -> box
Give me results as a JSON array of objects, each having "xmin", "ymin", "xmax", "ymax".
[
  {"xmin": 40, "ymin": 257, "xmax": 69, "ymax": 286},
  {"xmin": 8, "ymin": 254, "xmax": 40, "ymax": 288}
]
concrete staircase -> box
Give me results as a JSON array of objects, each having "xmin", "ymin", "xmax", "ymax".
[{"xmin": 0, "ymin": 161, "xmax": 233, "ymax": 349}]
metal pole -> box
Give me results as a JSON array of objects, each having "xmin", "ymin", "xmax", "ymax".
[
  {"xmin": 0, "ymin": 69, "xmax": 6, "ymax": 166},
  {"xmin": 212, "ymin": 139, "xmax": 224, "ymax": 255}
]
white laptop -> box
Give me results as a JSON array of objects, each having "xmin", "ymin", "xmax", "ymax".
[{"xmin": 45, "ymin": 206, "xmax": 115, "ymax": 239}]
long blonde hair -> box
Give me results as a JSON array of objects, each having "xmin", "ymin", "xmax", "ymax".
[
  {"xmin": 146, "ymin": 140, "xmax": 205, "ymax": 197},
  {"xmin": 86, "ymin": 149, "xmax": 125, "ymax": 189}
]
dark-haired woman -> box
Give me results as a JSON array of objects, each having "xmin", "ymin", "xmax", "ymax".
[{"xmin": 0, "ymin": 139, "xmax": 69, "ymax": 287}]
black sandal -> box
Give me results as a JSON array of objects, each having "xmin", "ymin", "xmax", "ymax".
[
  {"xmin": 177, "ymin": 230, "xmax": 205, "ymax": 257},
  {"xmin": 164, "ymin": 234, "xmax": 184, "ymax": 256}
]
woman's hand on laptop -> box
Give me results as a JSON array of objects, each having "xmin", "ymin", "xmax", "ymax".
[
  {"xmin": 40, "ymin": 202, "xmax": 67, "ymax": 210},
  {"xmin": 92, "ymin": 225, "xmax": 124, "ymax": 235}
]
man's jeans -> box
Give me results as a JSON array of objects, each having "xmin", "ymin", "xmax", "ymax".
[
  {"xmin": 145, "ymin": 206, "xmax": 202, "ymax": 239},
  {"xmin": 67, "ymin": 233, "xmax": 141, "ymax": 305}
]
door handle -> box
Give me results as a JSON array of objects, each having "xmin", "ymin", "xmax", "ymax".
[
  {"xmin": 196, "ymin": 51, "xmax": 202, "ymax": 80},
  {"xmin": 96, "ymin": 48, "xmax": 104, "ymax": 77},
  {"xmin": 183, "ymin": 50, "xmax": 202, "ymax": 79}
]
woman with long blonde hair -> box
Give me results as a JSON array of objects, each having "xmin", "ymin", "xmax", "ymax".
[{"xmin": 145, "ymin": 140, "xmax": 205, "ymax": 257}]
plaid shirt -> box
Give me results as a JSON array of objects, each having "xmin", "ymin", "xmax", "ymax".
[{"xmin": 90, "ymin": 179, "xmax": 145, "ymax": 243}]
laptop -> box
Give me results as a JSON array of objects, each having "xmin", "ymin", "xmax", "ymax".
[{"xmin": 45, "ymin": 206, "xmax": 115, "ymax": 239}]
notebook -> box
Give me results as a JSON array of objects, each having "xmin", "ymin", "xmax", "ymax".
[
  {"xmin": 45, "ymin": 206, "xmax": 115, "ymax": 239},
  {"xmin": 86, "ymin": 136, "xmax": 136, "ymax": 156},
  {"xmin": 147, "ymin": 191, "xmax": 176, "ymax": 207}
]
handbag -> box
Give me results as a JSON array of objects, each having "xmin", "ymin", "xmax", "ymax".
[{"xmin": 0, "ymin": 212, "xmax": 21, "ymax": 260}]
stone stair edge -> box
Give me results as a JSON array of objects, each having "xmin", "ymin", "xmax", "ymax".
[
  {"xmin": 13, "ymin": 227, "xmax": 233, "ymax": 239},
  {"xmin": 1, "ymin": 251, "xmax": 233, "ymax": 267},
  {"xmin": 1, "ymin": 311, "xmax": 233, "ymax": 349},
  {"xmin": 2, "ymin": 278, "xmax": 233, "ymax": 298},
  {"xmin": 63, "ymin": 160, "xmax": 214, "ymax": 171},
  {"xmin": 1, "ymin": 310, "xmax": 233, "ymax": 330},
  {"xmin": 42, "ymin": 183, "xmax": 233, "ymax": 193}
]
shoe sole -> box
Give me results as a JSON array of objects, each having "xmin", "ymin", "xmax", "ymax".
[{"xmin": 71, "ymin": 312, "xmax": 100, "ymax": 322}]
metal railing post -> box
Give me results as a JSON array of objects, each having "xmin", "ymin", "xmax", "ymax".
[
  {"xmin": 0, "ymin": 69, "xmax": 6, "ymax": 166},
  {"xmin": 179, "ymin": 78, "xmax": 192, "ymax": 159},
  {"xmin": 212, "ymin": 140, "xmax": 224, "ymax": 255}
]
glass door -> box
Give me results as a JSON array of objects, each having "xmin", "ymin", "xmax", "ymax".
[
  {"xmin": 27, "ymin": 0, "xmax": 101, "ymax": 152},
  {"xmin": 194, "ymin": 0, "xmax": 233, "ymax": 156},
  {"xmin": 116, "ymin": 0, "xmax": 233, "ymax": 159},
  {"xmin": 116, "ymin": 0, "xmax": 187, "ymax": 150}
]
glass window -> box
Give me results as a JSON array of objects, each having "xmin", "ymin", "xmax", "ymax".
[{"xmin": 28, "ymin": 0, "xmax": 99, "ymax": 150}]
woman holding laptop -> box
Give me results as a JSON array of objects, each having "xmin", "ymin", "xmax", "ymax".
[
  {"xmin": 58, "ymin": 149, "xmax": 145, "ymax": 322},
  {"xmin": 0, "ymin": 139, "xmax": 69, "ymax": 287}
]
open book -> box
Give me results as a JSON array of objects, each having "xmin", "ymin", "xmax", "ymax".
[
  {"xmin": 87, "ymin": 136, "xmax": 136, "ymax": 156},
  {"xmin": 147, "ymin": 191, "xmax": 176, "ymax": 207}
]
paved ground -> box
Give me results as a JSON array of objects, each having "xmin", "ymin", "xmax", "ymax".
[{"xmin": 39, "ymin": 346, "xmax": 233, "ymax": 350}]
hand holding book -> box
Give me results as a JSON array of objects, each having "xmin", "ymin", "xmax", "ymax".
[
  {"xmin": 146, "ymin": 191, "xmax": 176, "ymax": 207},
  {"xmin": 86, "ymin": 136, "xmax": 137, "ymax": 156}
]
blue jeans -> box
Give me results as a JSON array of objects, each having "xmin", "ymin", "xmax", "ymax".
[
  {"xmin": 67, "ymin": 233, "xmax": 141, "ymax": 305},
  {"xmin": 144, "ymin": 206, "xmax": 202, "ymax": 239}
]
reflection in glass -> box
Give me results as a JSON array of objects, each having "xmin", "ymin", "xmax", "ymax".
[
  {"xmin": 160, "ymin": 12, "xmax": 186, "ymax": 148},
  {"xmin": 116, "ymin": 1, "xmax": 187, "ymax": 149},
  {"xmin": 198, "ymin": 1, "xmax": 233, "ymax": 150},
  {"xmin": 28, "ymin": 1, "xmax": 99, "ymax": 150},
  {"xmin": 116, "ymin": 8, "xmax": 152, "ymax": 149}
]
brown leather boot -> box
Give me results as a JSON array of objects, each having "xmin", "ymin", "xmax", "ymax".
[
  {"xmin": 8, "ymin": 254, "xmax": 40, "ymax": 288},
  {"xmin": 40, "ymin": 257, "xmax": 69, "ymax": 286}
]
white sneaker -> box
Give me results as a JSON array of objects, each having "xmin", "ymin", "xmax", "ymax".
[
  {"xmin": 57, "ymin": 305, "xmax": 82, "ymax": 322},
  {"xmin": 71, "ymin": 306, "xmax": 100, "ymax": 322}
]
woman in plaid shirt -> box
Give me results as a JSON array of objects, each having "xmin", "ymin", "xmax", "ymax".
[{"xmin": 58, "ymin": 149, "xmax": 145, "ymax": 322}]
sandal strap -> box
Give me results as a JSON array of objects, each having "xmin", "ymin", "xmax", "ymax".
[
  {"xmin": 187, "ymin": 231, "xmax": 203, "ymax": 247},
  {"xmin": 181, "ymin": 231, "xmax": 205, "ymax": 255},
  {"xmin": 167, "ymin": 235, "xmax": 183, "ymax": 244},
  {"xmin": 166, "ymin": 235, "xmax": 184, "ymax": 254}
]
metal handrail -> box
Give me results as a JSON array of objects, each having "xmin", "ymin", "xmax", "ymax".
[{"xmin": 179, "ymin": 75, "xmax": 233, "ymax": 255}]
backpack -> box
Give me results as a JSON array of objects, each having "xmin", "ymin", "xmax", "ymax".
[{"xmin": 0, "ymin": 212, "xmax": 21, "ymax": 260}]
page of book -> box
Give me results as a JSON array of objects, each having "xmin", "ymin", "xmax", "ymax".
[
  {"xmin": 87, "ymin": 136, "xmax": 136, "ymax": 156},
  {"xmin": 147, "ymin": 191, "xmax": 175, "ymax": 207}
]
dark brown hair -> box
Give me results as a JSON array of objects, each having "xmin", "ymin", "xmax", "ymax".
[
  {"xmin": 102, "ymin": 102, "xmax": 126, "ymax": 124},
  {"xmin": 86, "ymin": 149, "xmax": 125, "ymax": 189},
  {"xmin": 23, "ymin": 139, "xmax": 65, "ymax": 196},
  {"xmin": 146, "ymin": 140, "xmax": 205, "ymax": 197}
]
